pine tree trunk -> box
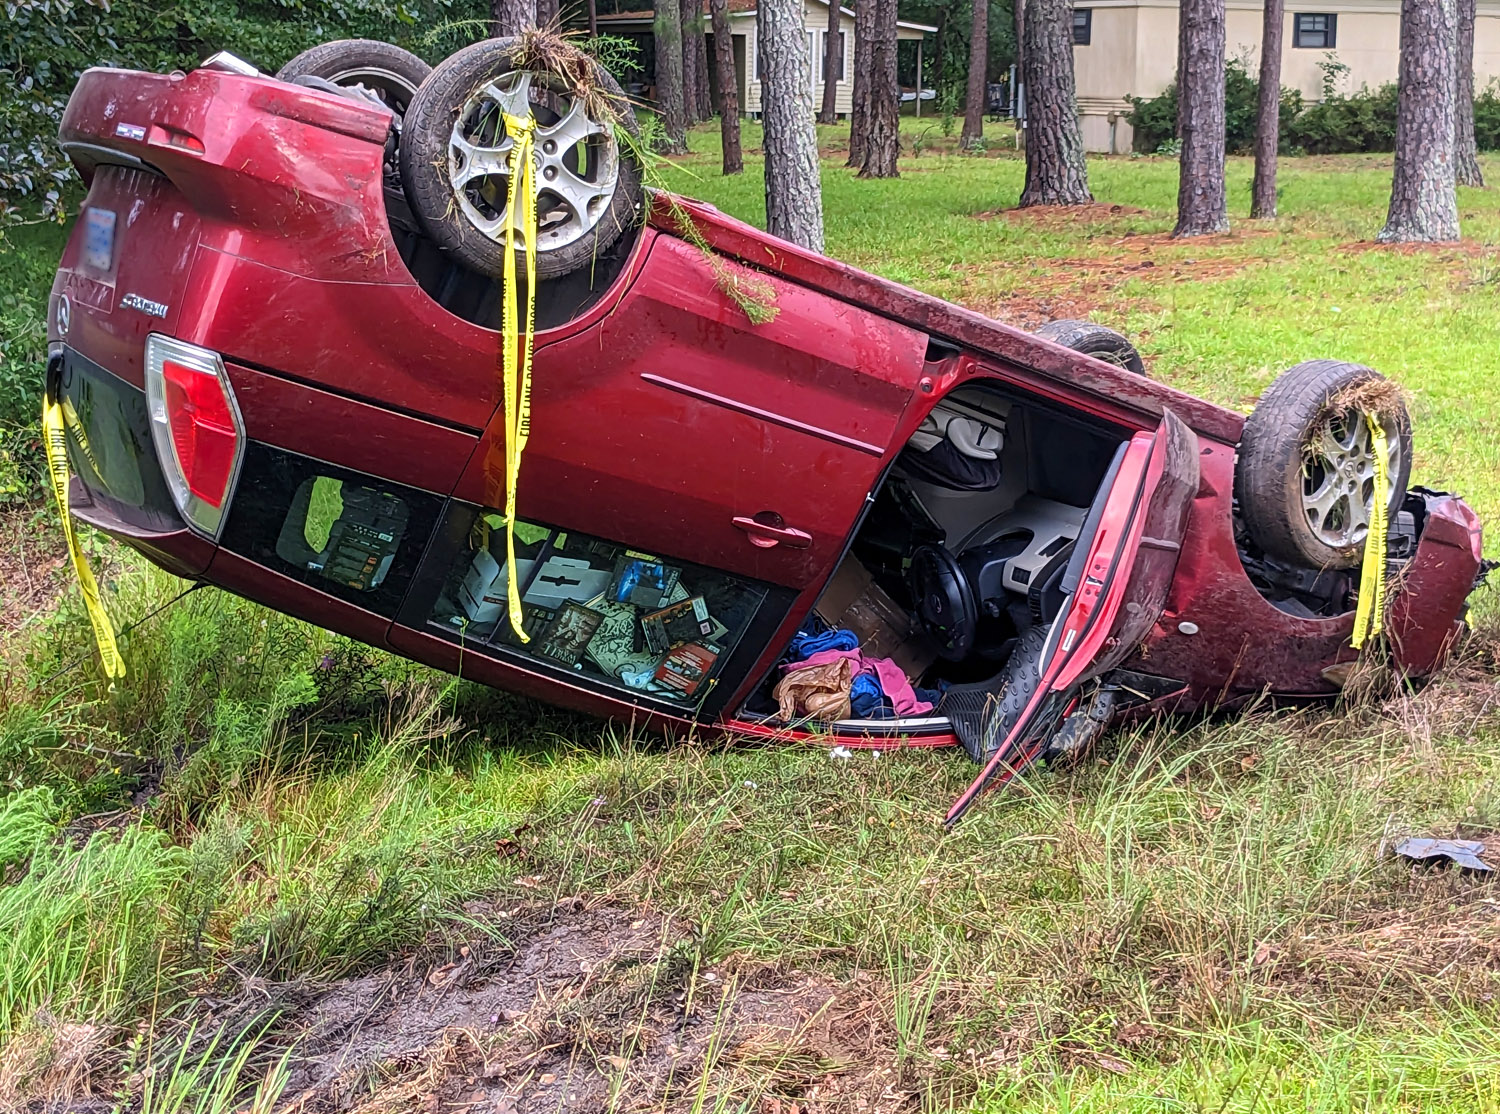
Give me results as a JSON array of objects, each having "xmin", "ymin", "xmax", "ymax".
[
  {"xmin": 1456, "ymin": 0, "xmax": 1484, "ymax": 187},
  {"xmin": 859, "ymin": 0, "xmax": 899, "ymax": 177},
  {"xmin": 819, "ymin": 0, "xmax": 841, "ymax": 125},
  {"xmin": 693, "ymin": 20, "xmax": 714, "ymax": 118},
  {"xmin": 656, "ymin": 0, "xmax": 689, "ymax": 154},
  {"xmin": 493, "ymin": 0, "xmax": 534, "ymax": 37},
  {"xmin": 1018, "ymin": 0, "xmax": 1090, "ymax": 204},
  {"xmin": 848, "ymin": 0, "xmax": 875, "ymax": 166},
  {"xmin": 1379, "ymin": 0, "xmax": 1460, "ymax": 240},
  {"xmin": 681, "ymin": 0, "xmax": 702, "ymax": 124},
  {"xmin": 535, "ymin": 0, "xmax": 559, "ymax": 27},
  {"xmin": 961, "ymin": 0, "xmax": 989, "ymax": 148},
  {"xmin": 760, "ymin": 0, "xmax": 825, "ymax": 249},
  {"xmin": 1250, "ymin": 0, "xmax": 1283, "ymax": 217},
  {"xmin": 710, "ymin": 0, "xmax": 743, "ymax": 174},
  {"xmin": 1173, "ymin": 0, "xmax": 1229, "ymax": 236}
]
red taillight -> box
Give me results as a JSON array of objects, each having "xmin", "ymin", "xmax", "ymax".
[
  {"xmin": 144, "ymin": 335, "xmax": 244, "ymax": 538},
  {"xmin": 161, "ymin": 359, "xmax": 238, "ymax": 507}
]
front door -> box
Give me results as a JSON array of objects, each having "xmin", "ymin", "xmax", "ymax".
[{"xmin": 946, "ymin": 408, "xmax": 1200, "ymax": 822}]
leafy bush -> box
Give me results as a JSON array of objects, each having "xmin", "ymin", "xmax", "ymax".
[
  {"xmin": 1126, "ymin": 59, "xmax": 1303, "ymax": 156},
  {"xmin": 1284, "ymin": 82, "xmax": 1399, "ymax": 154},
  {"xmin": 0, "ymin": 0, "xmax": 484, "ymax": 221},
  {"xmin": 1128, "ymin": 65, "xmax": 1500, "ymax": 157}
]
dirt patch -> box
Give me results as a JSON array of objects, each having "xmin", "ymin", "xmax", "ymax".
[
  {"xmin": 222, "ymin": 901, "xmax": 928, "ymax": 1113},
  {"xmin": 952, "ymin": 225, "xmax": 1277, "ymax": 329},
  {"xmin": 971, "ymin": 202, "xmax": 1152, "ymax": 227}
]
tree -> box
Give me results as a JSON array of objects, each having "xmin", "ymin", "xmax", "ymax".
[
  {"xmin": 692, "ymin": 14, "xmax": 714, "ymax": 119},
  {"xmin": 710, "ymin": 0, "xmax": 743, "ymax": 174},
  {"xmin": 1018, "ymin": 0, "xmax": 1089, "ymax": 204},
  {"xmin": 1456, "ymin": 0, "xmax": 1484, "ymax": 187},
  {"xmin": 1249, "ymin": 0, "xmax": 1283, "ymax": 217},
  {"xmin": 681, "ymin": 0, "xmax": 711, "ymax": 123},
  {"xmin": 1380, "ymin": 0, "xmax": 1460, "ymax": 241},
  {"xmin": 819, "ymin": 0, "xmax": 841, "ymax": 125},
  {"xmin": 859, "ymin": 0, "xmax": 900, "ymax": 177},
  {"xmin": 655, "ymin": 0, "xmax": 689, "ymax": 153},
  {"xmin": 1173, "ymin": 0, "xmax": 1228, "ymax": 236},
  {"xmin": 847, "ymin": 0, "xmax": 875, "ymax": 166},
  {"xmin": 961, "ymin": 0, "xmax": 989, "ymax": 148},
  {"xmin": 493, "ymin": 0, "xmax": 534, "ymax": 36},
  {"xmin": 535, "ymin": 0, "xmax": 559, "ymax": 26},
  {"xmin": 760, "ymin": 0, "xmax": 826, "ymax": 249}
]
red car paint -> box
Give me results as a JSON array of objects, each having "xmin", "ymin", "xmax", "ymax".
[{"xmin": 48, "ymin": 63, "xmax": 1483, "ymax": 761}]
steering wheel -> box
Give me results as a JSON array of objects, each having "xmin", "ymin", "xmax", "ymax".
[{"xmin": 908, "ymin": 545, "xmax": 978, "ymax": 661}]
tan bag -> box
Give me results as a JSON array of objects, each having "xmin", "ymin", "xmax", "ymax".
[{"xmin": 772, "ymin": 658, "xmax": 855, "ymax": 723}]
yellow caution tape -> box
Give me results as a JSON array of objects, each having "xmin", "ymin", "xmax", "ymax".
[
  {"xmin": 1351, "ymin": 413, "xmax": 1389, "ymax": 650},
  {"xmin": 500, "ymin": 110, "xmax": 539, "ymax": 643},
  {"xmin": 42, "ymin": 392, "xmax": 125, "ymax": 679}
]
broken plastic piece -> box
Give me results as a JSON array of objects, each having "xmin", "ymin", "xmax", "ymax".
[{"xmin": 1393, "ymin": 837, "xmax": 1493, "ymax": 873}]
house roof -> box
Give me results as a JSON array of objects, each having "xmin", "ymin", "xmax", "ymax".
[{"xmin": 591, "ymin": 0, "xmax": 936, "ymax": 32}]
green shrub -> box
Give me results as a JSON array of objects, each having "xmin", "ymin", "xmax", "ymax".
[
  {"xmin": 0, "ymin": 0, "xmax": 484, "ymax": 222},
  {"xmin": 1284, "ymin": 82, "xmax": 1399, "ymax": 154},
  {"xmin": 1126, "ymin": 59, "xmax": 1303, "ymax": 156}
]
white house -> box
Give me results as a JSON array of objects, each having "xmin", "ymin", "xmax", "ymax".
[{"xmin": 589, "ymin": 0, "xmax": 935, "ymax": 118}]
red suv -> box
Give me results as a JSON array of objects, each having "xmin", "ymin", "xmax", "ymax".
[{"xmin": 47, "ymin": 43, "xmax": 1483, "ymax": 816}]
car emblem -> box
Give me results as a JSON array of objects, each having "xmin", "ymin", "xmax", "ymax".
[
  {"xmin": 55, "ymin": 294, "xmax": 71, "ymax": 338},
  {"xmin": 120, "ymin": 293, "xmax": 169, "ymax": 319}
]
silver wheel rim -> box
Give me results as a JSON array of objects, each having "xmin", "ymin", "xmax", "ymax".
[
  {"xmin": 446, "ymin": 70, "xmax": 621, "ymax": 256},
  {"xmin": 1301, "ymin": 407, "xmax": 1403, "ymax": 550}
]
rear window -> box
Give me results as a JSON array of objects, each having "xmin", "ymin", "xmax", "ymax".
[{"xmin": 220, "ymin": 443, "xmax": 441, "ymax": 616}]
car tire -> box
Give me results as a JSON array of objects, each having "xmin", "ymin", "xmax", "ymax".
[
  {"xmin": 399, "ymin": 37, "xmax": 644, "ymax": 281},
  {"xmin": 1034, "ymin": 319, "xmax": 1147, "ymax": 376},
  {"xmin": 940, "ymin": 623, "xmax": 1049, "ymax": 763},
  {"xmin": 1235, "ymin": 359, "xmax": 1412, "ymax": 570},
  {"xmin": 276, "ymin": 40, "xmax": 432, "ymax": 118}
]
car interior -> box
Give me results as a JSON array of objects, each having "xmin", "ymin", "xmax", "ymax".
[{"xmin": 738, "ymin": 379, "xmax": 1135, "ymax": 731}]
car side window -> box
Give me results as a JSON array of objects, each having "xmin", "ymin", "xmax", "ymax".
[{"xmin": 428, "ymin": 514, "xmax": 769, "ymax": 706}]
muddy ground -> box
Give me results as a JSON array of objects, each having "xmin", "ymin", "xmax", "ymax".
[{"xmin": 172, "ymin": 901, "xmax": 930, "ymax": 1114}]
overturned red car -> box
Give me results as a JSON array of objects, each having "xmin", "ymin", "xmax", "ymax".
[{"xmin": 47, "ymin": 41, "xmax": 1484, "ymax": 815}]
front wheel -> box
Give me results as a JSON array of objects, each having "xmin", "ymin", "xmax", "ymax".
[
  {"xmin": 276, "ymin": 40, "xmax": 432, "ymax": 119},
  {"xmin": 1235, "ymin": 359, "xmax": 1412, "ymax": 570}
]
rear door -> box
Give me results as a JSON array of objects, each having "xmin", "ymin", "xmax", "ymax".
[
  {"xmin": 389, "ymin": 232, "xmax": 932, "ymax": 719},
  {"xmin": 946, "ymin": 408, "xmax": 1200, "ymax": 822}
]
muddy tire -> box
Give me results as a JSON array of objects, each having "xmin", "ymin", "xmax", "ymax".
[
  {"xmin": 276, "ymin": 40, "xmax": 432, "ymax": 118},
  {"xmin": 399, "ymin": 37, "xmax": 643, "ymax": 281},
  {"xmin": 1035, "ymin": 319, "xmax": 1147, "ymax": 376},
  {"xmin": 1235, "ymin": 360, "xmax": 1412, "ymax": 570}
]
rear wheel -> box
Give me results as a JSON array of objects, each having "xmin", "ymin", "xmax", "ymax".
[
  {"xmin": 276, "ymin": 40, "xmax": 432, "ymax": 119},
  {"xmin": 1034, "ymin": 319, "xmax": 1147, "ymax": 376},
  {"xmin": 399, "ymin": 37, "xmax": 644, "ymax": 281},
  {"xmin": 1235, "ymin": 360, "xmax": 1412, "ymax": 570}
]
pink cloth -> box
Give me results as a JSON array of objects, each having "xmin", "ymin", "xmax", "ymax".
[{"xmin": 783, "ymin": 648, "xmax": 934, "ymax": 716}]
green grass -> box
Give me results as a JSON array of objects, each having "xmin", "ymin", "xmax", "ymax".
[{"xmin": 3, "ymin": 135, "xmax": 1500, "ymax": 1108}]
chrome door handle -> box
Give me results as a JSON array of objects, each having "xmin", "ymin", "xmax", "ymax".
[{"xmin": 732, "ymin": 513, "xmax": 813, "ymax": 549}]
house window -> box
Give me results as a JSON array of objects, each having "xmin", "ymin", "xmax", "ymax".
[
  {"xmin": 1293, "ymin": 12, "xmax": 1336, "ymax": 48},
  {"xmin": 820, "ymin": 30, "xmax": 846, "ymax": 81},
  {"xmin": 1072, "ymin": 8, "xmax": 1092, "ymax": 45}
]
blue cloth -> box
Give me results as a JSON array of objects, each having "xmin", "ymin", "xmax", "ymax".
[
  {"xmin": 789, "ymin": 626, "xmax": 859, "ymax": 662},
  {"xmin": 849, "ymin": 673, "xmax": 884, "ymax": 718}
]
